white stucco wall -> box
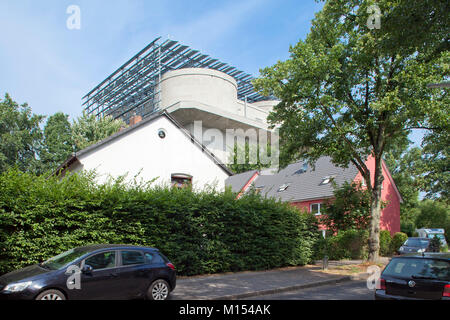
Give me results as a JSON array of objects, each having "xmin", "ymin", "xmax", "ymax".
[
  {"xmin": 74, "ymin": 116, "xmax": 230, "ymax": 190},
  {"xmin": 161, "ymin": 68, "xmax": 238, "ymax": 114}
]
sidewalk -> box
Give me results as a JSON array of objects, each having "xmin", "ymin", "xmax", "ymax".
[{"xmin": 170, "ymin": 263, "xmax": 373, "ymax": 300}]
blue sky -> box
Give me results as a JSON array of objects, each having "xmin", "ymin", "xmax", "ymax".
[
  {"xmin": 0, "ymin": 0, "xmax": 322, "ymax": 121},
  {"xmin": 0, "ymin": 0, "xmax": 424, "ymax": 145}
]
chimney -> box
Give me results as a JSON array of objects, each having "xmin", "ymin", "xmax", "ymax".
[{"xmin": 129, "ymin": 114, "xmax": 143, "ymax": 126}]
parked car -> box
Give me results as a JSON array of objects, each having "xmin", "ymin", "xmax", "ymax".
[
  {"xmin": 0, "ymin": 244, "xmax": 176, "ymax": 300},
  {"xmin": 397, "ymin": 237, "xmax": 434, "ymax": 254},
  {"xmin": 375, "ymin": 253, "xmax": 450, "ymax": 300},
  {"xmin": 416, "ymin": 228, "xmax": 447, "ymax": 247}
]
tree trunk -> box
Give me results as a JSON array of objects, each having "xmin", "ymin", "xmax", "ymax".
[{"xmin": 367, "ymin": 157, "xmax": 384, "ymax": 262}]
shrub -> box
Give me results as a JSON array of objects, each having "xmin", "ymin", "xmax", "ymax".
[
  {"xmin": 0, "ymin": 169, "xmax": 320, "ymax": 276},
  {"xmin": 429, "ymin": 236, "xmax": 441, "ymax": 252},
  {"xmin": 379, "ymin": 230, "xmax": 393, "ymax": 256},
  {"xmin": 314, "ymin": 229, "xmax": 368, "ymax": 260},
  {"xmin": 321, "ymin": 182, "xmax": 371, "ymax": 234},
  {"xmin": 390, "ymin": 232, "xmax": 408, "ymax": 254}
]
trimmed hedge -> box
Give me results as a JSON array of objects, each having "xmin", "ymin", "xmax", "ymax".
[
  {"xmin": 379, "ymin": 230, "xmax": 392, "ymax": 257},
  {"xmin": 390, "ymin": 232, "xmax": 408, "ymax": 254},
  {"xmin": 0, "ymin": 169, "xmax": 320, "ymax": 276},
  {"xmin": 314, "ymin": 229, "xmax": 369, "ymax": 260}
]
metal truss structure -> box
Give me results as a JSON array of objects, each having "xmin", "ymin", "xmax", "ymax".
[{"xmin": 82, "ymin": 37, "xmax": 273, "ymax": 123}]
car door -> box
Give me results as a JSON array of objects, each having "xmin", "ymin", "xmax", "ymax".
[
  {"xmin": 114, "ymin": 250, "xmax": 153, "ymax": 298},
  {"xmin": 74, "ymin": 250, "xmax": 121, "ymax": 300}
]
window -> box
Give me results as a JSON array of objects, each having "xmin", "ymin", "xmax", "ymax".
[
  {"xmin": 383, "ymin": 258, "xmax": 450, "ymax": 281},
  {"xmin": 121, "ymin": 251, "xmax": 144, "ymax": 266},
  {"xmin": 158, "ymin": 128, "xmax": 167, "ymax": 139},
  {"xmin": 310, "ymin": 203, "xmax": 322, "ymax": 215},
  {"xmin": 404, "ymin": 238, "xmax": 430, "ymax": 248},
  {"xmin": 320, "ymin": 176, "xmax": 334, "ymax": 185},
  {"xmin": 41, "ymin": 248, "xmax": 87, "ymax": 270},
  {"xmin": 85, "ymin": 251, "xmax": 116, "ymax": 270},
  {"xmin": 144, "ymin": 253, "xmax": 154, "ymax": 264},
  {"xmin": 171, "ymin": 173, "xmax": 193, "ymax": 188},
  {"xmin": 278, "ymin": 183, "xmax": 290, "ymax": 192},
  {"xmin": 143, "ymin": 252, "xmax": 164, "ymax": 264}
]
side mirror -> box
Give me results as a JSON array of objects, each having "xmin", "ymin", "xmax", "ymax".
[{"xmin": 81, "ymin": 264, "xmax": 93, "ymax": 274}]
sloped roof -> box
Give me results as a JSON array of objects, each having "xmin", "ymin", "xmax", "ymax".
[
  {"xmin": 55, "ymin": 111, "xmax": 233, "ymax": 177},
  {"xmin": 225, "ymin": 170, "xmax": 258, "ymax": 193},
  {"xmin": 228, "ymin": 157, "xmax": 360, "ymax": 202}
]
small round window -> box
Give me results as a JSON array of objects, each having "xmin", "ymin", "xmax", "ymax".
[{"xmin": 158, "ymin": 129, "xmax": 167, "ymax": 139}]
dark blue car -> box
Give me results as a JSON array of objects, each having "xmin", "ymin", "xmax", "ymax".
[{"xmin": 0, "ymin": 244, "xmax": 176, "ymax": 300}]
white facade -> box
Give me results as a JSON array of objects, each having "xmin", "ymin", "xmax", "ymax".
[
  {"xmin": 159, "ymin": 68, "xmax": 279, "ymax": 165},
  {"xmin": 63, "ymin": 68, "xmax": 279, "ymax": 189},
  {"xmin": 66, "ymin": 114, "xmax": 230, "ymax": 190}
]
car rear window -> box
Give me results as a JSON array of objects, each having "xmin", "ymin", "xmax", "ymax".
[
  {"xmin": 404, "ymin": 239, "xmax": 430, "ymax": 247},
  {"xmin": 383, "ymin": 258, "xmax": 450, "ymax": 281}
]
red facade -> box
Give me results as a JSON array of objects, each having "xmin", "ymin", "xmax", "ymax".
[{"xmin": 291, "ymin": 156, "xmax": 402, "ymax": 235}]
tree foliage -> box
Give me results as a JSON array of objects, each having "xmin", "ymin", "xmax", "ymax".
[
  {"xmin": 420, "ymin": 130, "xmax": 449, "ymax": 200},
  {"xmin": 0, "ymin": 93, "xmax": 127, "ymax": 174},
  {"xmin": 40, "ymin": 112, "xmax": 73, "ymax": 173},
  {"xmin": 71, "ymin": 112, "xmax": 125, "ymax": 151},
  {"xmin": 254, "ymin": 0, "xmax": 449, "ymax": 261},
  {"xmin": 0, "ymin": 94, "xmax": 44, "ymax": 173},
  {"xmin": 321, "ymin": 182, "xmax": 372, "ymax": 234}
]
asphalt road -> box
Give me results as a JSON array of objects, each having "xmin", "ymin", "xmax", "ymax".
[{"xmin": 244, "ymin": 280, "xmax": 375, "ymax": 300}]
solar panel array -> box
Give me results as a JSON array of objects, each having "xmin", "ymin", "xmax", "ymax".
[{"xmin": 82, "ymin": 37, "xmax": 272, "ymax": 123}]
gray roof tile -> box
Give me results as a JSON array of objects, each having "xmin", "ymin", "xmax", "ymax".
[{"xmin": 226, "ymin": 157, "xmax": 360, "ymax": 202}]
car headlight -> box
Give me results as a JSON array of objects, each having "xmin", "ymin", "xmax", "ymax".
[
  {"xmin": 3, "ymin": 281, "xmax": 32, "ymax": 292},
  {"xmin": 417, "ymin": 248, "xmax": 425, "ymax": 253},
  {"xmin": 399, "ymin": 247, "xmax": 404, "ymax": 251}
]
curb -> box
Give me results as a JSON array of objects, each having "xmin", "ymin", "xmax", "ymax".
[{"xmin": 209, "ymin": 273, "xmax": 370, "ymax": 300}]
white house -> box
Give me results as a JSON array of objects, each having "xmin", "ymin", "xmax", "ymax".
[{"xmin": 57, "ymin": 112, "xmax": 232, "ymax": 190}]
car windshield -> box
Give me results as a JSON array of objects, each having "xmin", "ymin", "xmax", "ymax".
[
  {"xmin": 41, "ymin": 248, "xmax": 87, "ymax": 270},
  {"xmin": 383, "ymin": 258, "xmax": 450, "ymax": 281},
  {"xmin": 404, "ymin": 238, "xmax": 430, "ymax": 248}
]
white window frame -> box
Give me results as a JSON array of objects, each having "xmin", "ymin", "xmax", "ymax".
[{"xmin": 310, "ymin": 203, "xmax": 322, "ymax": 216}]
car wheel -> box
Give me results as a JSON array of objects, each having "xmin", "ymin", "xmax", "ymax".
[
  {"xmin": 35, "ymin": 289, "xmax": 66, "ymax": 300},
  {"xmin": 147, "ymin": 279, "xmax": 170, "ymax": 300}
]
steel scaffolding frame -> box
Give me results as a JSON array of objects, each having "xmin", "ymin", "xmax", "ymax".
[{"xmin": 82, "ymin": 37, "xmax": 273, "ymax": 123}]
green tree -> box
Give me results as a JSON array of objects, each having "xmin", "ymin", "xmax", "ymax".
[
  {"xmin": 420, "ymin": 130, "xmax": 449, "ymax": 201},
  {"xmin": 228, "ymin": 140, "xmax": 274, "ymax": 174},
  {"xmin": 415, "ymin": 200, "xmax": 450, "ymax": 242},
  {"xmin": 322, "ymin": 182, "xmax": 372, "ymax": 234},
  {"xmin": 40, "ymin": 112, "xmax": 73, "ymax": 172},
  {"xmin": 0, "ymin": 93, "xmax": 44, "ymax": 173},
  {"xmin": 254, "ymin": 0, "xmax": 449, "ymax": 261},
  {"xmin": 384, "ymin": 147, "xmax": 422, "ymax": 234},
  {"xmin": 71, "ymin": 112, "xmax": 125, "ymax": 151}
]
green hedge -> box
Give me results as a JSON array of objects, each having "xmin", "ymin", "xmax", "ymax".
[
  {"xmin": 0, "ymin": 169, "xmax": 320, "ymax": 276},
  {"xmin": 379, "ymin": 230, "xmax": 392, "ymax": 257},
  {"xmin": 314, "ymin": 229, "xmax": 369, "ymax": 260},
  {"xmin": 390, "ymin": 232, "xmax": 408, "ymax": 254}
]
